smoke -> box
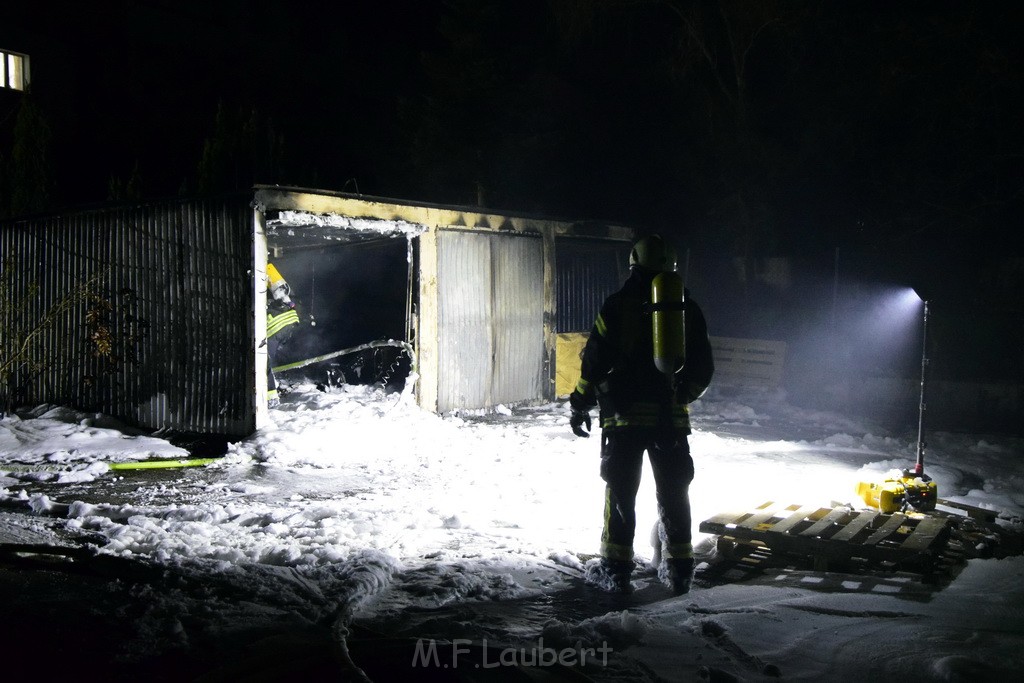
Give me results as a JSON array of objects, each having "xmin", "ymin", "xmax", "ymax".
[
  {"xmin": 270, "ymin": 237, "xmax": 410, "ymax": 386},
  {"xmin": 781, "ymin": 278, "xmax": 926, "ymax": 430}
]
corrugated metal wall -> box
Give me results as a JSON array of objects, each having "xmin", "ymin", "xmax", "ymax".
[
  {"xmin": 436, "ymin": 230, "xmax": 544, "ymax": 412},
  {"xmin": 0, "ymin": 196, "xmax": 255, "ymax": 435},
  {"xmin": 556, "ymin": 238, "xmax": 630, "ymax": 332},
  {"xmin": 491, "ymin": 233, "xmax": 545, "ymax": 406}
]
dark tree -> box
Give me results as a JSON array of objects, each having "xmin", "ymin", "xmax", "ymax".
[
  {"xmin": 406, "ymin": 0, "xmax": 574, "ymax": 211},
  {"xmin": 5, "ymin": 95, "xmax": 54, "ymax": 216},
  {"xmin": 192, "ymin": 101, "xmax": 286, "ymax": 195}
]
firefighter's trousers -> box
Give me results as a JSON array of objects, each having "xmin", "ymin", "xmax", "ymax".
[
  {"xmin": 599, "ymin": 429, "xmax": 695, "ymax": 564},
  {"xmin": 267, "ymin": 325, "xmax": 295, "ymax": 396}
]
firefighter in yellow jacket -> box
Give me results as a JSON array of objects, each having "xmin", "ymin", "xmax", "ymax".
[
  {"xmin": 569, "ymin": 234, "xmax": 714, "ymax": 594},
  {"xmin": 266, "ymin": 263, "xmax": 300, "ymax": 407}
]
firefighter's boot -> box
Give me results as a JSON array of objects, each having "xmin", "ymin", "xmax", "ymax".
[
  {"xmin": 585, "ymin": 558, "xmax": 633, "ymax": 593},
  {"xmin": 659, "ymin": 557, "xmax": 695, "ymax": 595}
]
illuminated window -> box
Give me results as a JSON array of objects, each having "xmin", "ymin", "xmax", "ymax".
[{"xmin": 1, "ymin": 50, "xmax": 30, "ymax": 91}]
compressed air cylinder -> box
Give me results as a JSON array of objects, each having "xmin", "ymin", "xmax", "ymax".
[
  {"xmin": 266, "ymin": 263, "xmax": 292, "ymax": 304},
  {"xmin": 651, "ymin": 271, "xmax": 686, "ymax": 375},
  {"xmin": 267, "ymin": 262, "xmax": 285, "ymax": 286}
]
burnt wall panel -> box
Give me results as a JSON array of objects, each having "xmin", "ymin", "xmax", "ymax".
[{"xmin": 0, "ymin": 196, "xmax": 255, "ymax": 435}]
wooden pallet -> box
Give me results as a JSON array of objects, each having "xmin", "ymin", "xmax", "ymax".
[
  {"xmin": 936, "ymin": 497, "xmax": 999, "ymax": 524},
  {"xmin": 699, "ymin": 501, "xmax": 952, "ymax": 573}
]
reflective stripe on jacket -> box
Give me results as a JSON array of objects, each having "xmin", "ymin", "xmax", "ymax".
[
  {"xmin": 599, "ymin": 400, "xmax": 691, "ymax": 430},
  {"xmin": 267, "ymin": 309, "xmax": 299, "ymax": 337}
]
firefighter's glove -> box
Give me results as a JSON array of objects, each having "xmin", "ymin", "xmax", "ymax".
[
  {"xmin": 568, "ymin": 389, "xmax": 594, "ymax": 437},
  {"xmin": 570, "ymin": 408, "xmax": 591, "ymax": 438}
]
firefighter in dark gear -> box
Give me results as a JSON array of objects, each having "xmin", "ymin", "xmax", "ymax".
[
  {"xmin": 569, "ymin": 234, "xmax": 714, "ymax": 594},
  {"xmin": 266, "ymin": 262, "xmax": 300, "ymax": 408}
]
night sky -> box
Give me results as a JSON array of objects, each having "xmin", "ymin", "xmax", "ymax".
[{"xmin": 3, "ymin": 1, "xmax": 1023, "ymax": 382}]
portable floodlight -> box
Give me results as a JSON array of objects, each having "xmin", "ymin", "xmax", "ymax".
[{"xmin": 856, "ymin": 294, "xmax": 938, "ymax": 513}]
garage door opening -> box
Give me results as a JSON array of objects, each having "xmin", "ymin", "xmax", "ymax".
[{"xmin": 265, "ymin": 223, "xmax": 414, "ymax": 395}]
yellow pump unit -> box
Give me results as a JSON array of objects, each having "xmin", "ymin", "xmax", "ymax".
[
  {"xmin": 651, "ymin": 271, "xmax": 686, "ymax": 376},
  {"xmin": 857, "ymin": 471, "xmax": 937, "ymax": 514}
]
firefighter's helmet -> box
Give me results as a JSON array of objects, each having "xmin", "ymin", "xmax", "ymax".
[{"xmin": 629, "ymin": 234, "xmax": 677, "ymax": 273}]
